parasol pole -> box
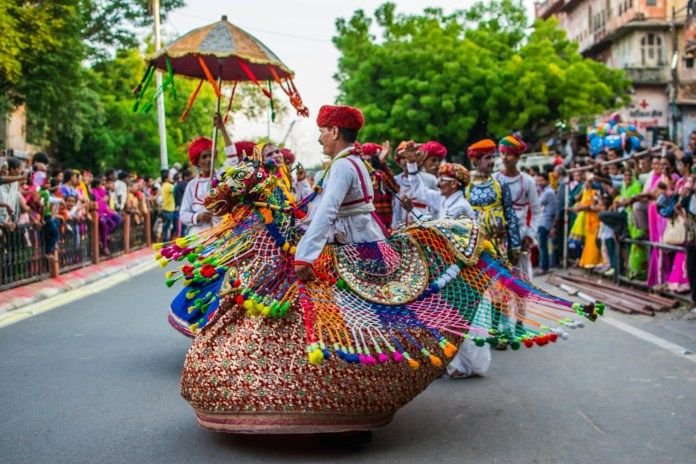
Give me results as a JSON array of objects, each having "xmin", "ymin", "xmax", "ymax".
[
  {"xmin": 210, "ymin": 71, "xmax": 222, "ymax": 176},
  {"xmin": 152, "ymin": 0, "xmax": 168, "ymax": 170}
]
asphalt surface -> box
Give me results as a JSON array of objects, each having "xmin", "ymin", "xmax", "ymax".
[{"xmin": 1, "ymin": 268, "xmax": 695, "ymax": 464}]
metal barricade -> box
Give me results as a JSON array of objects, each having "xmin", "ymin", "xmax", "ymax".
[
  {"xmin": 615, "ymin": 237, "xmax": 686, "ymax": 287},
  {"xmin": 58, "ymin": 219, "xmax": 93, "ymax": 273},
  {"xmin": 129, "ymin": 213, "xmax": 147, "ymax": 251},
  {"xmin": 0, "ymin": 224, "xmax": 49, "ymax": 291},
  {"xmin": 105, "ymin": 216, "xmax": 126, "ymax": 259}
]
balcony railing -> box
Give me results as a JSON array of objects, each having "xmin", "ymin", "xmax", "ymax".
[{"xmin": 623, "ymin": 66, "xmax": 670, "ymax": 84}]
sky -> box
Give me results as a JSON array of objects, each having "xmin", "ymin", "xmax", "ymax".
[{"xmin": 163, "ymin": 0, "xmax": 536, "ymax": 166}]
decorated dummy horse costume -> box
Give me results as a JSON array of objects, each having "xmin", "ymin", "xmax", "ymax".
[{"xmin": 158, "ymin": 153, "xmax": 601, "ymax": 433}]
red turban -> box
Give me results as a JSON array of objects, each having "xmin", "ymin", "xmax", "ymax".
[
  {"xmin": 360, "ymin": 142, "xmax": 382, "ymax": 158},
  {"xmin": 316, "ymin": 105, "xmax": 364, "ymax": 130},
  {"xmin": 234, "ymin": 141, "xmax": 256, "ymax": 159},
  {"xmin": 188, "ymin": 136, "xmax": 213, "ymax": 166},
  {"xmin": 467, "ymin": 139, "xmax": 497, "ymax": 160},
  {"xmin": 281, "ymin": 148, "xmax": 295, "ymax": 165},
  {"xmin": 421, "ymin": 141, "xmax": 447, "ymax": 159}
]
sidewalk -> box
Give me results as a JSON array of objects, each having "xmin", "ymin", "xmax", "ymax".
[{"xmin": 0, "ymin": 248, "xmax": 156, "ymax": 315}]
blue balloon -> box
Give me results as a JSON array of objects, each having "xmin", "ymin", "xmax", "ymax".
[
  {"xmin": 604, "ymin": 134, "xmax": 623, "ymax": 150},
  {"xmin": 589, "ymin": 134, "xmax": 604, "ymax": 156}
]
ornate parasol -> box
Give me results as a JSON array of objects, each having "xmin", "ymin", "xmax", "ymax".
[{"xmin": 132, "ymin": 15, "xmax": 308, "ymax": 171}]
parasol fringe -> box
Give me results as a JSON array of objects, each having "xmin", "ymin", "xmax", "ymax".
[
  {"xmin": 132, "ymin": 65, "xmax": 155, "ymax": 113},
  {"xmin": 237, "ymin": 58, "xmax": 272, "ymax": 99},
  {"xmin": 198, "ymin": 56, "xmax": 222, "ymax": 98},
  {"xmin": 180, "ymin": 79, "xmax": 204, "ymax": 122},
  {"xmin": 268, "ymin": 66, "xmax": 309, "ymax": 117}
]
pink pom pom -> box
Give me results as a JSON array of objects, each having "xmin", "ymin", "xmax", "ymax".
[
  {"xmin": 365, "ymin": 355, "xmax": 377, "ymax": 365},
  {"xmin": 358, "ymin": 354, "xmax": 366, "ymax": 364},
  {"xmin": 378, "ymin": 353, "xmax": 390, "ymax": 363},
  {"xmin": 161, "ymin": 248, "xmax": 173, "ymax": 258},
  {"xmin": 392, "ymin": 351, "xmax": 405, "ymax": 363}
]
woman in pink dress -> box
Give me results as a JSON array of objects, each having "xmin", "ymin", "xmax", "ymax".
[
  {"xmin": 647, "ymin": 155, "xmax": 680, "ymax": 288},
  {"xmin": 664, "ymin": 156, "xmax": 691, "ymax": 292}
]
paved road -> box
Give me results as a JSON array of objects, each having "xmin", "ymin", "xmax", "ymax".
[{"xmin": 1, "ymin": 269, "xmax": 695, "ymax": 464}]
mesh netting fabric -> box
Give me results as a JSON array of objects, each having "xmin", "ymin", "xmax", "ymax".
[{"xmin": 159, "ymin": 165, "xmax": 603, "ymax": 369}]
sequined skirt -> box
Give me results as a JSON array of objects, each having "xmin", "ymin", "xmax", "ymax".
[{"xmin": 180, "ymin": 295, "xmax": 452, "ymax": 433}]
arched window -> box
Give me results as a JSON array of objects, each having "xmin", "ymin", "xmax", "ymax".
[{"xmin": 641, "ymin": 33, "xmax": 664, "ymax": 66}]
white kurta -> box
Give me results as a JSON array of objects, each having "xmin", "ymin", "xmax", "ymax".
[
  {"xmin": 295, "ymin": 147, "xmax": 385, "ymax": 265},
  {"xmin": 392, "ymin": 169, "xmax": 438, "ymax": 226},
  {"xmin": 406, "ymin": 162, "xmax": 475, "ymax": 220},
  {"xmin": 494, "ymin": 171, "xmax": 541, "ymax": 240},
  {"xmin": 293, "ymin": 178, "xmax": 313, "ymax": 201},
  {"xmin": 179, "ymin": 176, "xmax": 220, "ymax": 235}
]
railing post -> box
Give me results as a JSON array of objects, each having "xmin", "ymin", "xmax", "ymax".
[
  {"xmin": 49, "ymin": 249, "xmax": 59, "ymax": 278},
  {"xmin": 123, "ymin": 213, "xmax": 131, "ymax": 254},
  {"xmin": 145, "ymin": 210, "xmax": 152, "ymax": 247},
  {"xmin": 90, "ymin": 202, "xmax": 100, "ymax": 265}
]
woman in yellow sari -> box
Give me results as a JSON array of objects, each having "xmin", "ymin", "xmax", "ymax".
[{"xmin": 569, "ymin": 174, "xmax": 603, "ymax": 268}]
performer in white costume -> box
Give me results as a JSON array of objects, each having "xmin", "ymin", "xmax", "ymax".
[
  {"xmin": 180, "ymin": 114, "xmax": 238, "ymax": 236},
  {"xmin": 401, "ymin": 144, "xmax": 475, "ymax": 221},
  {"xmin": 294, "ymin": 105, "xmax": 387, "ymax": 279},
  {"xmin": 494, "ymin": 135, "xmax": 540, "ymax": 279}
]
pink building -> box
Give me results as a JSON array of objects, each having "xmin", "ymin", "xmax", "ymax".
[{"xmin": 535, "ymin": 0, "xmax": 695, "ymax": 146}]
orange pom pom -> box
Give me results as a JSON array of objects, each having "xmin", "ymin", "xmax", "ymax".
[
  {"xmin": 429, "ymin": 354, "xmax": 443, "ymax": 367},
  {"xmin": 407, "ymin": 358, "xmax": 420, "ymax": 370}
]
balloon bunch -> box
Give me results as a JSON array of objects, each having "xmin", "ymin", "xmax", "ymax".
[{"xmin": 587, "ymin": 112, "xmax": 643, "ymax": 157}]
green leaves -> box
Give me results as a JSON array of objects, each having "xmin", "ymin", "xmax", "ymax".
[{"xmin": 334, "ymin": 3, "xmax": 631, "ymax": 155}]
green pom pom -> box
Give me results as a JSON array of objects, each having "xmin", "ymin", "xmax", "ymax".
[
  {"xmin": 187, "ymin": 254, "xmax": 197, "ymax": 263},
  {"xmin": 336, "ymin": 278, "xmax": 346, "ymax": 289},
  {"xmin": 474, "ymin": 337, "xmax": 485, "ymax": 347},
  {"xmin": 596, "ymin": 303, "xmax": 605, "ymax": 315},
  {"xmin": 165, "ymin": 279, "xmax": 176, "ymax": 288},
  {"xmin": 510, "ymin": 341, "xmax": 521, "ymax": 350}
]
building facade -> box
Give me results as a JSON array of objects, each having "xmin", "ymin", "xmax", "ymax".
[{"xmin": 535, "ymin": 0, "xmax": 694, "ymax": 146}]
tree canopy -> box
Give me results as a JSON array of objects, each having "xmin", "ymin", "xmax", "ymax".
[
  {"xmin": 0, "ymin": 0, "xmax": 283, "ymax": 176},
  {"xmin": 333, "ymin": 1, "xmax": 631, "ymax": 157}
]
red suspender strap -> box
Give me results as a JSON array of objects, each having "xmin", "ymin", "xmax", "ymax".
[{"xmin": 345, "ymin": 157, "xmax": 391, "ymax": 238}]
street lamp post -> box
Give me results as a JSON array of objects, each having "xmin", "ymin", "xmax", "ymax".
[{"xmin": 152, "ymin": 0, "xmax": 169, "ymax": 170}]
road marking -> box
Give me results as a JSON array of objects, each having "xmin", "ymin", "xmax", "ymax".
[
  {"xmin": 0, "ymin": 260, "xmax": 158, "ymax": 329},
  {"xmin": 602, "ymin": 315, "xmax": 696, "ymax": 365}
]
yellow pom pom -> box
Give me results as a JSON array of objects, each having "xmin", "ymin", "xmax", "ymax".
[
  {"xmin": 407, "ymin": 358, "xmax": 420, "ymax": 370},
  {"xmin": 175, "ymin": 237, "xmax": 188, "ymax": 248},
  {"xmin": 282, "ymin": 242, "xmax": 290, "ymax": 251},
  {"xmin": 242, "ymin": 300, "xmax": 253, "ymax": 311},
  {"xmin": 159, "ymin": 259, "xmax": 169, "ymax": 268},
  {"xmin": 261, "ymin": 305, "xmax": 271, "ymax": 316},
  {"xmin": 289, "ymin": 246, "xmax": 296, "ymax": 254},
  {"xmin": 483, "ymin": 240, "xmax": 497, "ymax": 256},
  {"xmin": 188, "ymin": 322, "xmax": 199, "ymax": 333},
  {"xmin": 183, "ymin": 279, "xmax": 192, "ymax": 287},
  {"xmin": 154, "ymin": 253, "xmax": 162, "ymax": 260},
  {"xmin": 429, "ymin": 355, "xmax": 443, "ymax": 367},
  {"xmin": 443, "ymin": 342, "xmax": 457, "ymax": 358},
  {"xmin": 165, "ymin": 271, "xmax": 176, "ymax": 280},
  {"xmin": 187, "ymin": 305, "xmax": 196, "ymax": 314},
  {"xmin": 308, "ymin": 348, "xmax": 324, "ymax": 366},
  {"xmin": 152, "ymin": 243, "xmax": 164, "ymax": 251}
]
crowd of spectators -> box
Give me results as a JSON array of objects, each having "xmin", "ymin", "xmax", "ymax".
[
  {"xmin": 514, "ymin": 135, "xmax": 696, "ymax": 302},
  {"xmin": 0, "ymin": 152, "xmax": 193, "ymax": 261}
]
